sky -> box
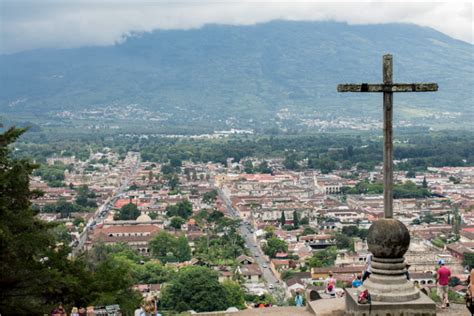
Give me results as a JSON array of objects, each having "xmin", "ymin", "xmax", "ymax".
[{"xmin": 1, "ymin": 0, "xmax": 473, "ymax": 54}]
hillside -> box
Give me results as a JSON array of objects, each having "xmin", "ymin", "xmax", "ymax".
[{"xmin": 0, "ymin": 21, "xmax": 472, "ymax": 131}]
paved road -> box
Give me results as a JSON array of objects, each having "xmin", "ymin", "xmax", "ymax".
[
  {"xmin": 72, "ymin": 152, "xmax": 141, "ymax": 256},
  {"xmin": 216, "ymin": 186, "xmax": 284, "ymax": 297}
]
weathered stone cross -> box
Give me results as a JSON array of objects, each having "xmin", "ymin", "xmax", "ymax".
[{"xmin": 338, "ymin": 54, "xmax": 437, "ymax": 219}]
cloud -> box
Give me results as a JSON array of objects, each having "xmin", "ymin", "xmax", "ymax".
[{"xmin": 1, "ymin": 0, "xmax": 472, "ymax": 53}]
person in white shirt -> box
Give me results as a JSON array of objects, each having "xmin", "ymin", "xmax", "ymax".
[{"xmin": 362, "ymin": 252, "xmax": 372, "ymax": 282}]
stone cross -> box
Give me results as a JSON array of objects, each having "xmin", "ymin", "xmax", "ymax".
[{"xmin": 337, "ymin": 54, "xmax": 437, "ymax": 219}]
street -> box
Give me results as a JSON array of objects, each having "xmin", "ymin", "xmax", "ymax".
[
  {"xmin": 216, "ymin": 186, "xmax": 284, "ymax": 298},
  {"xmin": 71, "ymin": 152, "xmax": 141, "ymax": 256}
]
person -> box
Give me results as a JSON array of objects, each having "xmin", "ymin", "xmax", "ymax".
[
  {"xmin": 466, "ymin": 267, "xmax": 474, "ymax": 315},
  {"xmin": 71, "ymin": 307, "xmax": 79, "ymax": 316},
  {"xmin": 362, "ymin": 252, "xmax": 372, "ymax": 282},
  {"xmin": 78, "ymin": 307, "xmax": 87, "ymax": 316},
  {"xmin": 325, "ymin": 271, "xmax": 337, "ymax": 297},
  {"xmin": 436, "ymin": 259, "xmax": 451, "ymax": 309},
  {"xmin": 405, "ymin": 264, "xmax": 411, "ymax": 280},
  {"xmin": 51, "ymin": 303, "xmax": 67, "ymax": 316},
  {"xmin": 352, "ymin": 274, "xmax": 363, "ymax": 288},
  {"xmin": 295, "ymin": 292, "xmax": 304, "ymax": 307}
]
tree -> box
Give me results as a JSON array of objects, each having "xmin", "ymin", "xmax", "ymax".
[
  {"xmin": 406, "ymin": 170, "xmax": 416, "ymax": 178},
  {"xmin": 463, "ymin": 253, "xmax": 474, "ymax": 268},
  {"xmin": 202, "ymin": 190, "xmax": 218, "ymax": 204},
  {"xmin": 0, "ymin": 126, "xmax": 61, "ymax": 313},
  {"xmin": 263, "ymin": 237, "xmax": 288, "ymax": 258},
  {"xmin": 149, "ymin": 231, "xmax": 178, "ymax": 259},
  {"xmin": 0, "ymin": 127, "xmax": 142, "ymax": 315},
  {"xmin": 243, "ymin": 160, "xmax": 254, "ymax": 174},
  {"xmin": 166, "ymin": 200, "xmax": 193, "ymax": 219},
  {"xmin": 301, "ymin": 227, "xmax": 316, "ymax": 236},
  {"xmin": 334, "ymin": 232, "xmax": 353, "ymax": 250},
  {"xmin": 264, "ymin": 226, "xmax": 276, "ymax": 239},
  {"xmin": 168, "ymin": 174, "xmax": 180, "ymax": 191},
  {"xmin": 175, "ymin": 235, "xmax": 192, "ymax": 262},
  {"xmin": 422, "ymin": 176, "xmax": 428, "ymax": 188},
  {"xmin": 161, "ymin": 164, "xmax": 174, "ymax": 175},
  {"xmin": 160, "ymin": 266, "xmax": 230, "ymax": 312},
  {"xmin": 283, "ymin": 155, "xmax": 299, "ymax": 170},
  {"xmin": 293, "ymin": 210, "xmax": 299, "ymax": 228},
  {"xmin": 115, "ymin": 203, "xmax": 140, "ymax": 220},
  {"xmin": 280, "ymin": 211, "xmax": 286, "ymax": 226},
  {"xmin": 341, "ymin": 225, "xmax": 359, "ymax": 237},
  {"xmin": 256, "ymin": 161, "xmax": 272, "ymax": 174},
  {"xmin": 169, "ymin": 216, "xmax": 185, "ymax": 229},
  {"xmin": 149, "ymin": 231, "xmax": 191, "ymax": 263},
  {"xmin": 222, "ymin": 281, "xmax": 246, "ymax": 309},
  {"xmin": 307, "ymin": 247, "xmax": 337, "ymax": 267}
]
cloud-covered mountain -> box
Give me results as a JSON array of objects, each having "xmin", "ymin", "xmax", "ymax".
[{"xmin": 1, "ymin": 21, "xmax": 472, "ymax": 130}]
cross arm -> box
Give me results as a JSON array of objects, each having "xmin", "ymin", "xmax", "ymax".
[{"xmin": 337, "ymin": 83, "xmax": 438, "ymax": 93}]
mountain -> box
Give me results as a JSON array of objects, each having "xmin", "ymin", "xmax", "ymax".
[{"xmin": 0, "ymin": 21, "xmax": 472, "ymax": 131}]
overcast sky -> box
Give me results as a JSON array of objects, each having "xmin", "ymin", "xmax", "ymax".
[{"xmin": 1, "ymin": 0, "xmax": 472, "ymax": 54}]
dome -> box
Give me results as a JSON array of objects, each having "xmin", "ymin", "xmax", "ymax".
[{"xmin": 136, "ymin": 214, "xmax": 152, "ymax": 222}]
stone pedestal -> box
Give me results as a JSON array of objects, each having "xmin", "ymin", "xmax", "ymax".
[
  {"xmin": 345, "ymin": 289, "xmax": 436, "ymax": 316},
  {"xmin": 345, "ymin": 218, "xmax": 436, "ymax": 315},
  {"xmin": 363, "ymin": 256, "xmax": 419, "ymax": 302}
]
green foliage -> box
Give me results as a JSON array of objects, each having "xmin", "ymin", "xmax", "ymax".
[
  {"xmin": 244, "ymin": 293, "xmax": 275, "ymax": 306},
  {"xmin": 160, "ymin": 266, "xmax": 230, "ymax": 312},
  {"xmin": 222, "ymin": 281, "xmax": 246, "ymax": 309},
  {"xmin": 33, "ymin": 163, "xmax": 67, "ymax": 187},
  {"xmin": 194, "ymin": 219, "xmax": 246, "ymax": 264},
  {"xmin": 341, "ymin": 226, "xmax": 369, "ymax": 240},
  {"xmin": 43, "ymin": 199, "xmax": 86, "ymax": 217},
  {"xmin": 343, "ymin": 180, "xmax": 431, "ymax": 199},
  {"xmin": 52, "ymin": 223, "xmax": 72, "ymax": 243},
  {"xmin": 263, "ymin": 237, "xmax": 288, "ymax": 258},
  {"xmin": 463, "ymin": 253, "xmax": 474, "ymax": 268},
  {"xmin": 280, "ymin": 211, "xmax": 286, "ymax": 226},
  {"xmin": 256, "ymin": 161, "xmax": 272, "ymax": 174},
  {"xmin": 283, "ymin": 155, "xmax": 299, "ymax": 170},
  {"xmin": 0, "ymin": 127, "xmax": 142, "ymax": 314},
  {"xmin": 301, "ymin": 227, "xmax": 316, "ymax": 236},
  {"xmin": 149, "ymin": 231, "xmax": 191, "ymax": 262},
  {"xmin": 169, "ymin": 216, "xmax": 185, "ymax": 229},
  {"xmin": 334, "ymin": 232, "xmax": 353, "ymax": 250},
  {"xmin": 307, "ymin": 247, "xmax": 337, "ymax": 267},
  {"xmin": 166, "ymin": 200, "xmax": 193, "ymax": 219},
  {"xmin": 243, "ymin": 160, "xmax": 254, "ymax": 173},
  {"xmin": 202, "ymin": 189, "xmax": 218, "ymax": 204},
  {"xmin": 406, "ymin": 170, "xmax": 416, "ymax": 178},
  {"xmin": 293, "ymin": 210, "xmax": 299, "ymax": 229},
  {"xmin": 114, "ymin": 202, "xmax": 140, "ymax": 220},
  {"xmin": 308, "ymin": 157, "xmax": 336, "ymax": 174}
]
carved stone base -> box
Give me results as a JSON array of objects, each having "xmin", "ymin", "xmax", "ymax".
[
  {"xmin": 345, "ymin": 288, "xmax": 436, "ymax": 316},
  {"xmin": 363, "ymin": 256, "xmax": 420, "ymax": 302}
]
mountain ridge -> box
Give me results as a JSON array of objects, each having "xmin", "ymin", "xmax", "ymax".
[{"xmin": 1, "ymin": 21, "xmax": 472, "ymax": 131}]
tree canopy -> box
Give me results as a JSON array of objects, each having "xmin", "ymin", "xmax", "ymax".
[{"xmin": 160, "ymin": 266, "xmax": 241, "ymax": 312}]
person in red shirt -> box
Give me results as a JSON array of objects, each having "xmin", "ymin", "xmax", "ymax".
[{"xmin": 436, "ymin": 259, "xmax": 451, "ymax": 309}]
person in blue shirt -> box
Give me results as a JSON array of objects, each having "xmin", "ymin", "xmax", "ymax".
[
  {"xmin": 352, "ymin": 274, "xmax": 363, "ymax": 288},
  {"xmin": 295, "ymin": 292, "xmax": 304, "ymax": 307}
]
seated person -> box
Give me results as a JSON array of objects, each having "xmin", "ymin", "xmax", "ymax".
[
  {"xmin": 352, "ymin": 274, "xmax": 363, "ymax": 288},
  {"xmin": 325, "ymin": 271, "xmax": 337, "ymax": 297}
]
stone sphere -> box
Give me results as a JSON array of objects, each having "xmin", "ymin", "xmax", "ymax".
[{"xmin": 367, "ymin": 218, "xmax": 410, "ymax": 258}]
